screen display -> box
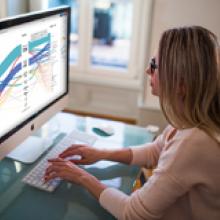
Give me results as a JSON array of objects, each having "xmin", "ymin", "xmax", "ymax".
[{"xmin": 0, "ymin": 11, "xmax": 68, "ymax": 139}]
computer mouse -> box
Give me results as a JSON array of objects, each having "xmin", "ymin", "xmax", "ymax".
[{"xmin": 92, "ymin": 125, "xmax": 114, "ymax": 137}]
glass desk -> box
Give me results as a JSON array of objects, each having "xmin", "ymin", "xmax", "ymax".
[{"xmin": 0, "ymin": 112, "xmax": 155, "ymax": 220}]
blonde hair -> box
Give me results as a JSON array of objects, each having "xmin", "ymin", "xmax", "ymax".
[{"xmin": 158, "ymin": 26, "xmax": 220, "ymax": 143}]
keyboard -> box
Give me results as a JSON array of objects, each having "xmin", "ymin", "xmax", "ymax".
[{"xmin": 22, "ymin": 130, "xmax": 97, "ymax": 192}]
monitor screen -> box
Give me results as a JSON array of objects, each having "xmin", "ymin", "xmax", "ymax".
[{"xmin": 0, "ymin": 6, "xmax": 70, "ymax": 160}]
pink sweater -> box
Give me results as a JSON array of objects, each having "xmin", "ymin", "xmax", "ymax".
[{"xmin": 99, "ymin": 126, "xmax": 220, "ymax": 220}]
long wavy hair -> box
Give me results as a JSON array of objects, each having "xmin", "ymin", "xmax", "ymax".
[{"xmin": 158, "ymin": 26, "xmax": 220, "ymax": 143}]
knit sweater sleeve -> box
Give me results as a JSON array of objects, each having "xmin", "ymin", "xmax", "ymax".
[
  {"xmin": 99, "ymin": 127, "xmax": 220, "ymax": 220},
  {"xmin": 99, "ymin": 127, "xmax": 189, "ymax": 220},
  {"xmin": 130, "ymin": 126, "xmax": 172, "ymax": 168},
  {"xmin": 99, "ymin": 169, "xmax": 187, "ymax": 220}
]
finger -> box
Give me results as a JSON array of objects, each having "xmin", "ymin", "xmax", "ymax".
[
  {"xmin": 45, "ymin": 164, "xmax": 63, "ymax": 176},
  {"xmin": 64, "ymin": 144, "xmax": 85, "ymax": 151},
  {"xmin": 46, "ymin": 159, "xmax": 76, "ymax": 175},
  {"xmin": 69, "ymin": 159, "xmax": 88, "ymax": 165},
  {"xmin": 45, "ymin": 171, "xmax": 73, "ymax": 183},
  {"xmin": 48, "ymin": 158, "xmax": 64, "ymax": 163},
  {"xmin": 44, "ymin": 166, "xmax": 67, "ymax": 181},
  {"xmin": 44, "ymin": 172, "xmax": 59, "ymax": 182},
  {"xmin": 59, "ymin": 145, "xmax": 85, "ymax": 158}
]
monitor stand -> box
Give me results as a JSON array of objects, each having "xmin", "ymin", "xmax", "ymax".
[
  {"xmin": 7, "ymin": 136, "xmax": 53, "ymax": 164},
  {"xmin": 7, "ymin": 115, "xmax": 60, "ymax": 164}
]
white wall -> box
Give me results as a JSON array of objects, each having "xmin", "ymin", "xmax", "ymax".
[
  {"xmin": 29, "ymin": 0, "xmax": 48, "ymax": 11},
  {"xmin": 150, "ymin": 0, "xmax": 220, "ymax": 55},
  {"xmin": 0, "ymin": 0, "xmax": 8, "ymax": 18},
  {"xmin": 7, "ymin": 0, "xmax": 28, "ymax": 16},
  {"xmin": 0, "ymin": 0, "xmax": 47, "ymax": 17},
  {"xmin": 0, "ymin": 0, "xmax": 28, "ymax": 17}
]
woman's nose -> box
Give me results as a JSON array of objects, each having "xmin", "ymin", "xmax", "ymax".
[{"xmin": 145, "ymin": 66, "xmax": 151, "ymax": 75}]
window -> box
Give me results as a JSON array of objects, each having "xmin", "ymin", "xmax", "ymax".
[
  {"xmin": 48, "ymin": 0, "xmax": 80, "ymax": 64},
  {"xmin": 45, "ymin": 0, "xmax": 152, "ymax": 88},
  {"xmin": 91, "ymin": 0, "xmax": 133, "ymax": 70}
]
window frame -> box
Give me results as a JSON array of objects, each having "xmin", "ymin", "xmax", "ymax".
[{"xmin": 33, "ymin": 0, "xmax": 153, "ymax": 90}]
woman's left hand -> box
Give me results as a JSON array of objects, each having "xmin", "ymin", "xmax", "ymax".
[{"xmin": 44, "ymin": 158, "xmax": 88, "ymax": 185}]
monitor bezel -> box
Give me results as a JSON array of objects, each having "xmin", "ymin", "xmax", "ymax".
[{"xmin": 0, "ymin": 6, "xmax": 70, "ymax": 145}]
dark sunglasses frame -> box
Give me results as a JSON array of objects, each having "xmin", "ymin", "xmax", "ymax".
[{"xmin": 150, "ymin": 58, "xmax": 158, "ymax": 73}]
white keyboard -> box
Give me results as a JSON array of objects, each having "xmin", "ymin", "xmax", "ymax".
[{"xmin": 22, "ymin": 130, "xmax": 97, "ymax": 192}]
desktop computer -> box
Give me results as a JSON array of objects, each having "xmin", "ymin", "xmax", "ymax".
[{"xmin": 0, "ymin": 6, "xmax": 70, "ymax": 162}]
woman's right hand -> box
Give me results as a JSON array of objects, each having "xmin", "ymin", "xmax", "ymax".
[{"xmin": 59, "ymin": 144, "xmax": 103, "ymax": 165}]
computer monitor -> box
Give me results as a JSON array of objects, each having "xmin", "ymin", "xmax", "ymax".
[{"xmin": 0, "ymin": 6, "xmax": 70, "ymax": 162}]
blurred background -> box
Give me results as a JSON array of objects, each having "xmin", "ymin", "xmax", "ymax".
[{"xmin": 1, "ymin": 0, "xmax": 220, "ymax": 131}]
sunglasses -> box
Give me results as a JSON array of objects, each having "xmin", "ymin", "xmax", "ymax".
[{"xmin": 149, "ymin": 58, "xmax": 158, "ymax": 73}]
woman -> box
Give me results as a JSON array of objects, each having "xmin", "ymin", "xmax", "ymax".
[{"xmin": 44, "ymin": 26, "xmax": 220, "ymax": 220}]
